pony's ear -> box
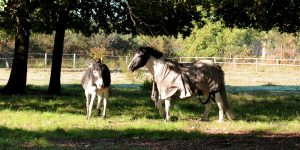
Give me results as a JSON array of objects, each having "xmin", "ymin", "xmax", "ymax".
[
  {"xmin": 87, "ymin": 63, "xmax": 93, "ymax": 69},
  {"xmin": 97, "ymin": 58, "xmax": 102, "ymax": 64}
]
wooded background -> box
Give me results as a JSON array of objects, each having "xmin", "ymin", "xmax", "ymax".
[{"xmin": 1, "ymin": 0, "xmax": 299, "ymax": 94}]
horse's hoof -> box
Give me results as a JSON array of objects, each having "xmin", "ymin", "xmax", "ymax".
[{"xmin": 164, "ymin": 117, "xmax": 171, "ymax": 121}]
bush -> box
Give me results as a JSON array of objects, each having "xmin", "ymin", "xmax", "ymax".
[{"xmin": 141, "ymin": 78, "xmax": 153, "ymax": 90}]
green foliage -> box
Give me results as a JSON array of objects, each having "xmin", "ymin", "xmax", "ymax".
[
  {"xmin": 119, "ymin": 57, "xmax": 145, "ymax": 83},
  {"xmin": 212, "ymin": 0, "xmax": 300, "ymax": 33},
  {"xmin": 126, "ymin": 0, "xmax": 202, "ymax": 36},
  {"xmin": 141, "ymin": 78, "xmax": 153, "ymax": 90},
  {"xmin": 181, "ymin": 20, "xmax": 261, "ymax": 58},
  {"xmin": 2, "ymin": 28, "xmax": 300, "ymax": 59}
]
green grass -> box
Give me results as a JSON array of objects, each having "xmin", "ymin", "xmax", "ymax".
[{"xmin": 0, "ymin": 84, "xmax": 300, "ymax": 149}]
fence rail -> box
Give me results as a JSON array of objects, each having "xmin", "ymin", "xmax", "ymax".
[{"xmin": 1, "ymin": 53, "xmax": 300, "ymax": 72}]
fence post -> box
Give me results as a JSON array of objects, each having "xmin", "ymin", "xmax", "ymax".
[
  {"xmin": 276, "ymin": 59, "xmax": 279, "ymax": 71},
  {"xmin": 233, "ymin": 58, "xmax": 236, "ymax": 69},
  {"xmin": 256, "ymin": 58, "xmax": 258, "ymax": 72},
  {"xmin": 44, "ymin": 53, "xmax": 47, "ymax": 68},
  {"xmin": 125, "ymin": 56, "xmax": 128, "ymax": 64},
  {"xmin": 73, "ymin": 53, "xmax": 76, "ymax": 68},
  {"xmin": 5, "ymin": 53, "xmax": 10, "ymax": 68}
]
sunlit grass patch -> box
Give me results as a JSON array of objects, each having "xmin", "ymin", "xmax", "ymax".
[{"xmin": 0, "ymin": 84, "xmax": 300, "ymax": 149}]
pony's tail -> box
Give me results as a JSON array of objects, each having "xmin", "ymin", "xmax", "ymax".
[{"xmin": 219, "ymin": 68, "xmax": 235, "ymax": 120}]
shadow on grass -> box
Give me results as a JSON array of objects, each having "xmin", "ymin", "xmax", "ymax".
[
  {"xmin": 0, "ymin": 84, "xmax": 300, "ymax": 122},
  {"xmin": 227, "ymin": 85, "xmax": 300, "ymax": 122},
  {"xmin": 0, "ymin": 126, "xmax": 299, "ymax": 149}
]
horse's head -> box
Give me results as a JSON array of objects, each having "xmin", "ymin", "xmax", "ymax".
[{"xmin": 128, "ymin": 47, "xmax": 163, "ymax": 72}]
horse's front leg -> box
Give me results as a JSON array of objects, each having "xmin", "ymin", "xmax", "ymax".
[
  {"xmin": 155, "ymin": 99, "xmax": 165, "ymax": 117},
  {"xmin": 164, "ymin": 98, "xmax": 171, "ymax": 121}
]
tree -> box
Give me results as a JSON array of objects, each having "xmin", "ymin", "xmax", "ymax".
[
  {"xmin": 46, "ymin": 0, "xmax": 125, "ymax": 94},
  {"xmin": 0, "ymin": 0, "xmax": 38, "ymax": 94},
  {"xmin": 124, "ymin": 0, "xmax": 202, "ymax": 36},
  {"xmin": 212, "ymin": 0, "xmax": 300, "ymax": 33},
  {"xmin": 45, "ymin": 0, "xmax": 203, "ymax": 94},
  {"xmin": 31, "ymin": 0, "xmax": 99, "ymax": 94},
  {"xmin": 1, "ymin": 0, "xmax": 205, "ymax": 94}
]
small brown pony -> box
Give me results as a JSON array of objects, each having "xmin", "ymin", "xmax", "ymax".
[{"xmin": 82, "ymin": 61, "xmax": 111, "ymax": 120}]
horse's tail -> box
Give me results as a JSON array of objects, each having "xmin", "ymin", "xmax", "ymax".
[{"xmin": 219, "ymin": 67, "xmax": 235, "ymax": 120}]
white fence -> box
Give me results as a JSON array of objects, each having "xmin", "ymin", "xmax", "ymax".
[
  {"xmin": 1, "ymin": 53, "xmax": 300, "ymax": 72},
  {"xmin": 173, "ymin": 56, "xmax": 300, "ymax": 72}
]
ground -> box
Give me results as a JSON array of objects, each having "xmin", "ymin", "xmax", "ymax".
[
  {"xmin": 22, "ymin": 134, "xmax": 299, "ymax": 149},
  {"xmin": 1, "ymin": 68, "xmax": 300, "ymax": 149}
]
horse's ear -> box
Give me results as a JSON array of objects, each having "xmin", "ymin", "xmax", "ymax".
[
  {"xmin": 139, "ymin": 47, "xmax": 148, "ymax": 54},
  {"xmin": 140, "ymin": 46, "xmax": 153, "ymax": 55}
]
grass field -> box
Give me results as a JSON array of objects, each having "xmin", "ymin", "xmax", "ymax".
[{"xmin": 0, "ymin": 68, "xmax": 300, "ymax": 149}]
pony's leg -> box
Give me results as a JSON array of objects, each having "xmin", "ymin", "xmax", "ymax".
[
  {"xmin": 102, "ymin": 89, "xmax": 109, "ymax": 119},
  {"xmin": 201, "ymin": 98, "xmax": 212, "ymax": 121},
  {"xmin": 156, "ymin": 99, "xmax": 165, "ymax": 117},
  {"xmin": 85, "ymin": 91, "xmax": 90, "ymax": 118},
  {"xmin": 102, "ymin": 97, "xmax": 107, "ymax": 118},
  {"xmin": 87, "ymin": 91, "xmax": 96, "ymax": 120},
  {"xmin": 164, "ymin": 98, "xmax": 171, "ymax": 121},
  {"xmin": 215, "ymin": 92, "xmax": 224, "ymax": 123},
  {"xmin": 96, "ymin": 95, "xmax": 102, "ymax": 116}
]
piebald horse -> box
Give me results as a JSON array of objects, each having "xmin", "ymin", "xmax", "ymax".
[
  {"xmin": 82, "ymin": 61, "xmax": 111, "ymax": 120},
  {"xmin": 128, "ymin": 47, "xmax": 234, "ymax": 122}
]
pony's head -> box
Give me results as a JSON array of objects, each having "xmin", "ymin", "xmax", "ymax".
[
  {"xmin": 128, "ymin": 47, "xmax": 163, "ymax": 72},
  {"xmin": 90, "ymin": 61, "xmax": 104, "ymax": 89}
]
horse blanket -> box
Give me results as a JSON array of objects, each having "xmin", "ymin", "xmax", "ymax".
[
  {"xmin": 153, "ymin": 59, "xmax": 223, "ymax": 100},
  {"xmin": 154, "ymin": 60, "xmax": 192, "ymax": 100}
]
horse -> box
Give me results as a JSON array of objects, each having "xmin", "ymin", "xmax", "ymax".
[
  {"xmin": 81, "ymin": 60, "xmax": 111, "ymax": 120},
  {"xmin": 128, "ymin": 47, "xmax": 234, "ymax": 122}
]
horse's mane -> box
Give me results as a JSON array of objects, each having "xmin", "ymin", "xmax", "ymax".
[{"xmin": 140, "ymin": 46, "xmax": 163, "ymax": 59}]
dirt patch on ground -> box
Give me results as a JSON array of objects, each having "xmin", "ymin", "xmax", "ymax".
[{"xmin": 21, "ymin": 134, "xmax": 299, "ymax": 149}]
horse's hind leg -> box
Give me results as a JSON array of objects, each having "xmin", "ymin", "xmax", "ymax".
[
  {"xmin": 215, "ymin": 92, "xmax": 224, "ymax": 123},
  {"xmin": 225, "ymin": 109, "xmax": 235, "ymax": 120},
  {"xmin": 102, "ymin": 96, "xmax": 107, "ymax": 118},
  {"xmin": 101, "ymin": 89, "xmax": 109, "ymax": 119}
]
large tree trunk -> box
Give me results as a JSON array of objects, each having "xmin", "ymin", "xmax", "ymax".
[
  {"xmin": 47, "ymin": 11, "xmax": 67, "ymax": 95},
  {"xmin": 2, "ymin": 13, "xmax": 30, "ymax": 94}
]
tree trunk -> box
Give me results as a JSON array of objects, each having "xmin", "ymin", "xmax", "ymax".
[
  {"xmin": 47, "ymin": 11, "xmax": 67, "ymax": 95},
  {"xmin": 2, "ymin": 19, "xmax": 30, "ymax": 94}
]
